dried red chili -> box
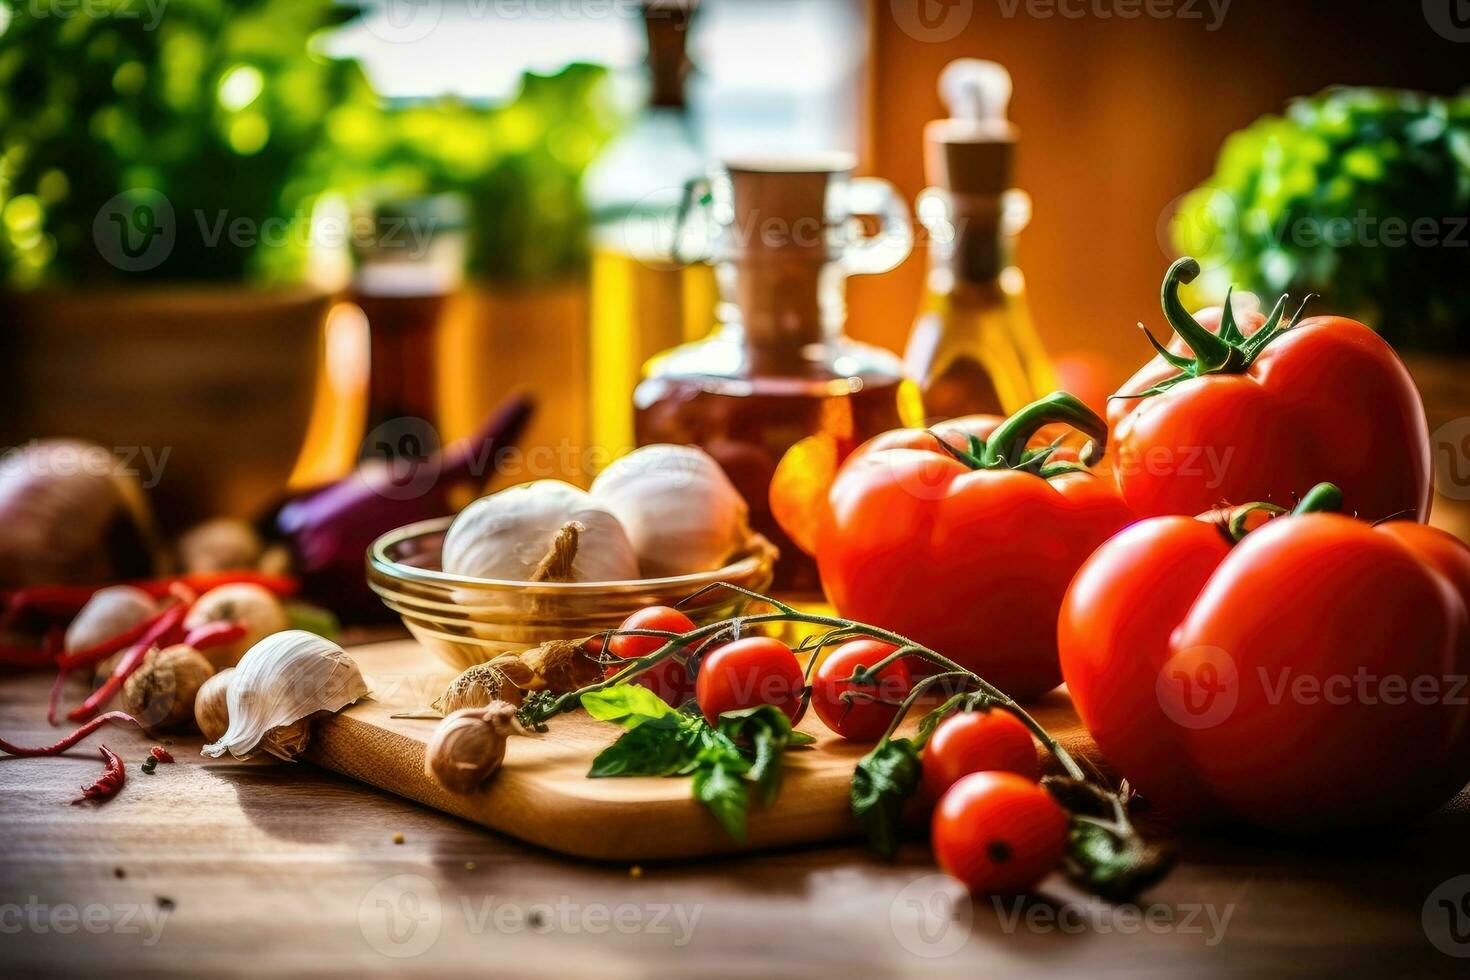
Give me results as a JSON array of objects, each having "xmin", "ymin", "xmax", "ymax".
[
  {"xmin": 2, "ymin": 571, "xmax": 295, "ymax": 624},
  {"xmin": 182, "ymin": 620, "xmax": 247, "ymax": 652},
  {"xmin": 66, "ymin": 597, "xmax": 192, "ymax": 724},
  {"xmin": 72, "ymin": 745, "xmax": 125, "ymax": 804},
  {"xmin": 0, "ymin": 711, "xmax": 138, "ymax": 757},
  {"xmin": 149, "ymin": 746, "xmax": 174, "ymax": 764}
]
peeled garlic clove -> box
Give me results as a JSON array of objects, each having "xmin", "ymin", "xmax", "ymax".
[
  {"xmin": 184, "ymin": 583, "xmax": 290, "ymax": 671},
  {"xmin": 442, "ymin": 480, "xmax": 638, "ymax": 583},
  {"xmin": 201, "ymin": 630, "xmax": 369, "ymax": 761},
  {"xmin": 65, "ymin": 584, "xmax": 157, "ymax": 653},
  {"xmin": 591, "ymin": 444, "xmax": 751, "ymax": 577}
]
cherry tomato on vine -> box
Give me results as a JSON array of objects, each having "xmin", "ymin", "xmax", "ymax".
[
  {"xmin": 921, "ymin": 709, "xmax": 1039, "ymax": 800},
  {"xmin": 695, "ymin": 636, "xmax": 805, "ymax": 725},
  {"xmin": 932, "ymin": 771, "xmax": 1068, "ymax": 895},
  {"xmin": 811, "ymin": 640, "xmax": 913, "ymax": 741},
  {"xmin": 604, "ymin": 606, "xmax": 696, "ymax": 707}
]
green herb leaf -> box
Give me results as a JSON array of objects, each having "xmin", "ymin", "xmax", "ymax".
[
  {"xmin": 581, "ymin": 684, "xmax": 678, "ymax": 729},
  {"xmin": 587, "ymin": 717, "xmax": 705, "ymax": 777},
  {"xmin": 1060, "ymin": 819, "xmax": 1176, "ymax": 903},
  {"xmin": 850, "ymin": 738, "xmax": 922, "ymax": 858},
  {"xmin": 693, "ymin": 757, "xmax": 749, "ymax": 840},
  {"xmin": 716, "ymin": 705, "xmax": 804, "ymax": 807}
]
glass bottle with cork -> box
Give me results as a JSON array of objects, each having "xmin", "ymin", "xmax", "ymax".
[
  {"xmin": 634, "ymin": 156, "xmax": 913, "ymax": 591},
  {"xmin": 584, "ymin": 0, "xmax": 717, "ymax": 468},
  {"xmin": 904, "ymin": 59, "xmax": 1054, "ymax": 422}
]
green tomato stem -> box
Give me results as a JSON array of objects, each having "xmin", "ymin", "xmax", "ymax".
[{"xmin": 981, "ymin": 392, "xmax": 1111, "ymax": 471}]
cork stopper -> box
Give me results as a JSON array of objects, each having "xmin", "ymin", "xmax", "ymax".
[
  {"xmin": 643, "ymin": 1, "xmax": 696, "ymax": 109},
  {"xmin": 924, "ymin": 59, "xmax": 1017, "ymax": 196}
]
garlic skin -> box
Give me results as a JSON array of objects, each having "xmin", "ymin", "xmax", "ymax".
[
  {"xmin": 425, "ymin": 703, "xmax": 528, "ymax": 794},
  {"xmin": 65, "ymin": 585, "xmax": 157, "ymax": 653},
  {"xmin": 201, "ymin": 630, "xmax": 369, "ymax": 761},
  {"xmin": 591, "ymin": 445, "xmax": 750, "ymax": 577},
  {"xmin": 184, "ymin": 583, "xmax": 290, "ymax": 671},
  {"xmin": 442, "ymin": 480, "xmax": 638, "ymax": 583}
]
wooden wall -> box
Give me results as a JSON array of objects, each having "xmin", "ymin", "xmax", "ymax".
[{"xmin": 851, "ymin": 0, "xmax": 1470, "ymax": 391}]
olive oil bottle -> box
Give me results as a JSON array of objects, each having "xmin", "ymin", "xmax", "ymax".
[{"xmin": 904, "ymin": 60, "xmax": 1054, "ymax": 422}]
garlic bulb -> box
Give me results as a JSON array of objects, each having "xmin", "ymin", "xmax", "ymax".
[
  {"xmin": 65, "ymin": 585, "xmax": 157, "ymax": 653},
  {"xmin": 201, "ymin": 630, "xmax": 369, "ymax": 761},
  {"xmin": 177, "ymin": 518, "xmax": 264, "ymax": 573},
  {"xmin": 442, "ymin": 480, "xmax": 638, "ymax": 583},
  {"xmin": 591, "ymin": 445, "xmax": 750, "ymax": 577},
  {"xmin": 184, "ymin": 583, "xmax": 290, "ymax": 671}
]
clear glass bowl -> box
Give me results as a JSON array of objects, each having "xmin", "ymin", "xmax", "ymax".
[{"xmin": 366, "ymin": 517, "xmax": 779, "ymax": 671}]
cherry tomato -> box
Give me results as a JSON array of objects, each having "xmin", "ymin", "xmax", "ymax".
[
  {"xmin": 931, "ymin": 771, "xmax": 1068, "ymax": 895},
  {"xmin": 604, "ymin": 606, "xmax": 696, "ymax": 706},
  {"xmin": 811, "ymin": 640, "xmax": 913, "ymax": 741},
  {"xmin": 921, "ymin": 709, "xmax": 1039, "ymax": 800},
  {"xmin": 695, "ymin": 636, "xmax": 805, "ymax": 725}
]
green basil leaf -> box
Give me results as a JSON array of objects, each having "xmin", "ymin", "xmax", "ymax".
[
  {"xmin": 787, "ymin": 730, "xmax": 817, "ymax": 746},
  {"xmin": 693, "ymin": 757, "xmax": 749, "ymax": 840},
  {"xmin": 581, "ymin": 684, "xmax": 678, "ymax": 729},
  {"xmin": 586, "ymin": 718, "xmax": 704, "ymax": 778},
  {"xmin": 850, "ymin": 738, "xmax": 922, "ymax": 858}
]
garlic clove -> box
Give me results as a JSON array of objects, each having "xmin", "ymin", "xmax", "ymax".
[
  {"xmin": 65, "ymin": 585, "xmax": 157, "ymax": 654},
  {"xmin": 442, "ymin": 480, "xmax": 639, "ymax": 583},
  {"xmin": 201, "ymin": 630, "xmax": 369, "ymax": 761},
  {"xmin": 194, "ymin": 666, "xmax": 234, "ymax": 742},
  {"xmin": 590, "ymin": 444, "xmax": 751, "ymax": 577},
  {"xmin": 425, "ymin": 703, "xmax": 529, "ymax": 794}
]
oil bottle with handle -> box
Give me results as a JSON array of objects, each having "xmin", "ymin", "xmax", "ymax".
[
  {"xmin": 634, "ymin": 156, "xmax": 913, "ymax": 591},
  {"xmin": 904, "ymin": 59, "xmax": 1054, "ymax": 422}
]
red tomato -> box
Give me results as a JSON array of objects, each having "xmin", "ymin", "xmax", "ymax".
[
  {"xmin": 921, "ymin": 709, "xmax": 1039, "ymax": 800},
  {"xmin": 1109, "ymin": 259, "xmax": 1430, "ymax": 523},
  {"xmin": 695, "ymin": 636, "xmax": 805, "ymax": 725},
  {"xmin": 811, "ymin": 640, "xmax": 913, "ymax": 741},
  {"xmin": 604, "ymin": 606, "xmax": 696, "ymax": 707},
  {"xmin": 817, "ymin": 393, "xmax": 1135, "ymax": 699},
  {"xmin": 932, "ymin": 771, "xmax": 1068, "ymax": 895},
  {"xmin": 1059, "ymin": 485, "xmax": 1470, "ymax": 832}
]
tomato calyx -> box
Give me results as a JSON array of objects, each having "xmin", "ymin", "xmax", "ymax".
[
  {"xmin": 1117, "ymin": 256, "xmax": 1313, "ymax": 401},
  {"xmin": 1217, "ymin": 481, "xmax": 1345, "ymax": 544},
  {"xmin": 927, "ymin": 391, "xmax": 1107, "ymax": 479}
]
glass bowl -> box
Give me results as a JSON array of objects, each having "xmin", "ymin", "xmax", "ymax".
[{"xmin": 367, "ymin": 517, "xmax": 779, "ymax": 671}]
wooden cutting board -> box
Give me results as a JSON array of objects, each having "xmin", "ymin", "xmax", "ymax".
[{"xmin": 305, "ymin": 639, "xmax": 1100, "ymax": 861}]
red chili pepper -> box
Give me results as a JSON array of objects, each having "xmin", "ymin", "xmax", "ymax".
[
  {"xmin": 0, "ymin": 711, "xmax": 137, "ymax": 757},
  {"xmin": 0, "ymin": 643, "xmax": 53, "ymax": 669},
  {"xmin": 2, "ymin": 571, "xmax": 296, "ymax": 624},
  {"xmin": 72, "ymin": 745, "xmax": 125, "ymax": 804},
  {"xmin": 182, "ymin": 620, "xmax": 247, "ymax": 652},
  {"xmin": 66, "ymin": 600, "xmax": 192, "ymax": 724},
  {"xmin": 54, "ymin": 607, "xmax": 166, "ymax": 673},
  {"xmin": 149, "ymin": 746, "xmax": 174, "ymax": 764}
]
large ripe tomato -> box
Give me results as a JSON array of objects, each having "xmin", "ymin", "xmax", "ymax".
[
  {"xmin": 811, "ymin": 640, "xmax": 912, "ymax": 741},
  {"xmin": 1109, "ymin": 258, "xmax": 1430, "ymax": 523},
  {"xmin": 1059, "ymin": 483, "xmax": 1470, "ymax": 832},
  {"xmin": 604, "ymin": 606, "xmax": 696, "ymax": 706},
  {"xmin": 921, "ymin": 709, "xmax": 1040, "ymax": 801},
  {"xmin": 695, "ymin": 636, "xmax": 805, "ymax": 725},
  {"xmin": 817, "ymin": 393, "xmax": 1135, "ymax": 699},
  {"xmin": 931, "ymin": 771, "xmax": 1068, "ymax": 895}
]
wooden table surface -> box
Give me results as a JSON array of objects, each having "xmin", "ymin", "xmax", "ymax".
[{"xmin": 4, "ymin": 645, "xmax": 1470, "ymax": 977}]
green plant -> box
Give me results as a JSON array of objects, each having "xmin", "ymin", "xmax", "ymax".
[
  {"xmin": 0, "ymin": 1, "xmax": 617, "ymax": 287},
  {"xmin": 1171, "ymin": 87, "xmax": 1470, "ymax": 353}
]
